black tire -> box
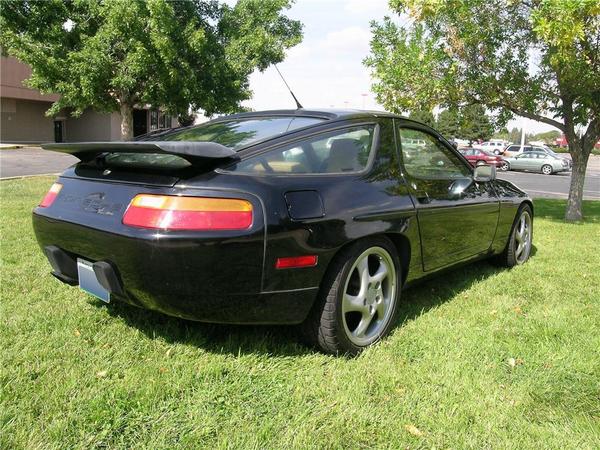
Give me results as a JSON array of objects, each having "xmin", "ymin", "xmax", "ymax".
[
  {"xmin": 494, "ymin": 204, "xmax": 533, "ymax": 268},
  {"xmin": 541, "ymin": 164, "xmax": 553, "ymax": 175},
  {"xmin": 300, "ymin": 236, "xmax": 401, "ymax": 355},
  {"xmin": 499, "ymin": 161, "xmax": 510, "ymax": 171},
  {"xmin": 476, "ymin": 160, "xmax": 486, "ymax": 166}
]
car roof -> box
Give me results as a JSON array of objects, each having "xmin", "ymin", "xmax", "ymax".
[{"xmin": 219, "ymin": 108, "xmax": 404, "ymax": 121}]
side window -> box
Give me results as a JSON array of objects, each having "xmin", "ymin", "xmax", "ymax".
[
  {"xmin": 398, "ymin": 128, "xmax": 471, "ymax": 179},
  {"xmin": 230, "ymin": 125, "xmax": 375, "ymax": 174}
]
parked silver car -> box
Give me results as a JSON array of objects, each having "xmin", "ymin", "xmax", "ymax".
[{"xmin": 499, "ymin": 151, "xmax": 570, "ymax": 175}]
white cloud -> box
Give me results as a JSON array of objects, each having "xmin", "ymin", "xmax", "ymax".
[
  {"xmin": 319, "ymin": 26, "xmax": 372, "ymax": 55},
  {"xmin": 344, "ymin": 0, "xmax": 390, "ymax": 15}
]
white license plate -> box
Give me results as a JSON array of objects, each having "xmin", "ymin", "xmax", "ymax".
[{"xmin": 77, "ymin": 259, "xmax": 110, "ymax": 303}]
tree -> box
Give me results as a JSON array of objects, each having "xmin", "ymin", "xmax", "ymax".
[
  {"xmin": 408, "ymin": 109, "xmax": 435, "ymax": 127},
  {"xmin": 459, "ymin": 104, "xmax": 494, "ymax": 144},
  {"xmin": 493, "ymin": 128, "xmax": 510, "ymax": 141},
  {"xmin": 532, "ymin": 130, "xmax": 561, "ymax": 145},
  {"xmin": 365, "ymin": 0, "xmax": 600, "ymax": 221},
  {"xmin": 436, "ymin": 108, "xmax": 461, "ymax": 139},
  {"xmin": 508, "ymin": 128, "xmax": 523, "ymax": 145},
  {"xmin": 0, "ymin": 0, "xmax": 302, "ymax": 140}
]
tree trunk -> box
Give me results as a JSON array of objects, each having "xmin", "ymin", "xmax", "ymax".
[
  {"xmin": 120, "ymin": 103, "xmax": 133, "ymax": 141},
  {"xmin": 564, "ymin": 141, "xmax": 590, "ymax": 222}
]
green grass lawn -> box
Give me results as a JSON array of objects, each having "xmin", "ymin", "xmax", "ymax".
[{"xmin": 1, "ymin": 177, "xmax": 599, "ymax": 449}]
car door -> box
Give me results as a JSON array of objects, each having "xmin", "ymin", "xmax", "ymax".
[
  {"xmin": 396, "ymin": 124, "xmax": 500, "ymax": 271},
  {"xmin": 511, "ymin": 153, "xmax": 530, "ymax": 170},
  {"xmin": 530, "ymin": 152, "xmax": 547, "ymax": 171},
  {"xmin": 524, "ymin": 153, "xmax": 541, "ymax": 171}
]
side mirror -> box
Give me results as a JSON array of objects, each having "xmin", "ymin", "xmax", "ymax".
[{"xmin": 473, "ymin": 164, "xmax": 496, "ymax": 182}]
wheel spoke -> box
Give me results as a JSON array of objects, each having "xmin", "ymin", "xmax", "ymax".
[
  {"xmin": 519, "ymin": 216, "xmax": 526, "ymax": 234},
  {"xmin": 375, "ymin": 292, "xmax": 386, "ymax": 319},
  {"xmin": 353, "ymin": 309, "xmax": 375, "ymax": 338},
  {"xmin": 343, "ymin": 293, "xmax": 365, "ymax": 313},
  {"xmin": 515, "ymin": 230, "xmax": 523, "ymax": 244},
  {"xmin": 515, "ymin": 242, "xmax": 523, "ymax": 257},
  {"xmin": 370, "ymin": 263, "xmax": 388, "ymax": 284},
  {"xmin": 357, "ymin": 256, "xmax": 370, "ymax": 298}
]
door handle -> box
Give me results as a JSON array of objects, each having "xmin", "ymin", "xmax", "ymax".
[{"xmin": 414, "ymin": 190, "xmax": 430, "ymax": 204}]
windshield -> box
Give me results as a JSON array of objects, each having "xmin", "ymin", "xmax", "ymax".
[{"xmin": 157, "ymin": 116, "xmax": 325, "ymax": 150}]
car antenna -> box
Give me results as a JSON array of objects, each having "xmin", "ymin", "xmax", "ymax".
[{"xmin": 274, "ymin": 64, "xmax": 303, "ymax": 109}]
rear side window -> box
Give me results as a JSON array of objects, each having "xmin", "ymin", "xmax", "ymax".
[
  {"xmin": 228, "ymin": 125, "xmax": 376, "ymax": 174},
  {"xmin": 158, "ymin": 116, "xmax": 324, "ymax": 150}
]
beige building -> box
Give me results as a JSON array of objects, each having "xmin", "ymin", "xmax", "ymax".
[{"xmin": 0, "ymin": 56, "xmax": 177, "ymax": 143}]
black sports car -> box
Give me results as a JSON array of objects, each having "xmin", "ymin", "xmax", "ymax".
[{"xmin": 33, "ymin": 109, "xmax": 533, "ymax": 355}]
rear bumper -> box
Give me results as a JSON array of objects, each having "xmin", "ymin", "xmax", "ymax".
[{"xmin": 32, "ymin": 212, "xmax": 317, "ymax": 324}]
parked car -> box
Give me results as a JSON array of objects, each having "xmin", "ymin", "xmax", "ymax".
[
  {"xmin": 523, "ymin": 145, "xmax": 572, "ymax": 169},
  {"xmin": 473, "ymin": 140, "xmax": 510, "ymax": 155},
  {"xmin": 503, "ymin": 144, "xmax": 529, "ymax": 157},
  {"xmin": 459, "ymin": 148, "xmax": 504, "ymax": 167},
  {"xmin": 500, "ymin": 150, "xmax": 570, "ymax": 174},
  {"xmin": 33, "ymin": 109, "xmax": 533, "ymax": 355}
]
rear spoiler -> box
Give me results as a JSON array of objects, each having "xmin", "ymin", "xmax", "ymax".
[{"xmin": 41, "ymin": 141, "xmax": 238, "ymax": 165}]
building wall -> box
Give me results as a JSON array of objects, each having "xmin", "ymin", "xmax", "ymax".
[
  {"xmin": 110, "ymin": 113, "xmax": 123, "ymax": 141},
  {"xmin": 0, "ymin": 56, "xmax": 60, "ymax": 103},
  {"xmin": 65, "ymin": 110, "xmax": 113, "ymax": 142},
  {"xmin": 0, "ymin": 98, "xmax": 54, "ymax": 143},
  {"xmin": 2, "ymin": 56, "xmax": 181, "ymax": 142}
]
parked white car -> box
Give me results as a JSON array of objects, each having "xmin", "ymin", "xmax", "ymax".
[{"xmin": 474, "ymin": 140, "xmax": 510, "ymax": 155}]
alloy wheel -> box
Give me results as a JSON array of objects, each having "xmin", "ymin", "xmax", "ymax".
[
  {"xmin": 514, "ymin": 211, "xmax": 532, "ymax": 264},
  {"xmin": 541, "ymin": 164, "xmax": 552, "ymax": 175},
  {"xmin": 341, "ymin": 247, "xmax": 397, "ymax": 346}
]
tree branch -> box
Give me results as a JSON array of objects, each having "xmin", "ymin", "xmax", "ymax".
[
  {"xmin": 493, "ymin": 102, "xmax": 566, "ymax": 131},
  {"xmin": 583, "ymin": 116, "xmax": 600, "ymax": 153}
]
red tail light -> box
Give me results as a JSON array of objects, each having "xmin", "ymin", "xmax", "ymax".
[
  {"xmin": 122, "ymin": 194, "xmax": 253, "ymax": 230},
  {"xmin": 275, "ymin": 255, "xmax": 318, "ymax": 269},
  {"xmin": 39, "ymin": 183, "xmax": 63, "ymax": 207}
]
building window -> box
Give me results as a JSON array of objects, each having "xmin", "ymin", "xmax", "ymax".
[
  {"xmin": 150, "ymin": 110, "xmax": 159, "ymax": 131},
  {"xmin": 159, "ymin": 113, "xmax": 171, "ymax": 129}
]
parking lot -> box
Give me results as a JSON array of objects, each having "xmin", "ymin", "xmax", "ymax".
[
  {"xmin": 498, "ymin": 160, "xmax": 600, "ymax": 200},
  {"xmin": 1, "ymin": 146, "xmax": 599, "ymax": 199}
]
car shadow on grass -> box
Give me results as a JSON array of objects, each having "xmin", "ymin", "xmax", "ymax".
[{"xmin": 100, "ymin": 249, "xmax": 537, "ymax": 357}]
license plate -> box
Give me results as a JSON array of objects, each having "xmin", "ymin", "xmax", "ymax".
[{"xmin": 77, "ymin": 259, "xmax": 110, "ymax": 303}]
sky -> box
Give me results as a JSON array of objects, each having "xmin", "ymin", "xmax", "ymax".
[{"xmin": 231, "ymin": 0, "xmax": 557, "ymax": 135}]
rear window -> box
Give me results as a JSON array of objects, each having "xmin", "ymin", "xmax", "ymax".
[{"xmin": 158, "ymin": 116, "xmax": 325, "ymax": 150}]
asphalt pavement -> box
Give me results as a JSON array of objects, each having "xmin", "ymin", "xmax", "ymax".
[
  {"xmin": 0, "ymin": 147, "xmax": 77, "ymax": 179},
  {"xmin": 1, "ymin": 146, "xmax": 599, "ymax": 199},
  {"xmin": 497, "ymin": 157, "xmax": 600, "ymax": 200}
]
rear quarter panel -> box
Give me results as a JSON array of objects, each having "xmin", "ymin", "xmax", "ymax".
[{"xmin": 180, "ymin": 169, "xmax": 421, "ymax": 293}]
